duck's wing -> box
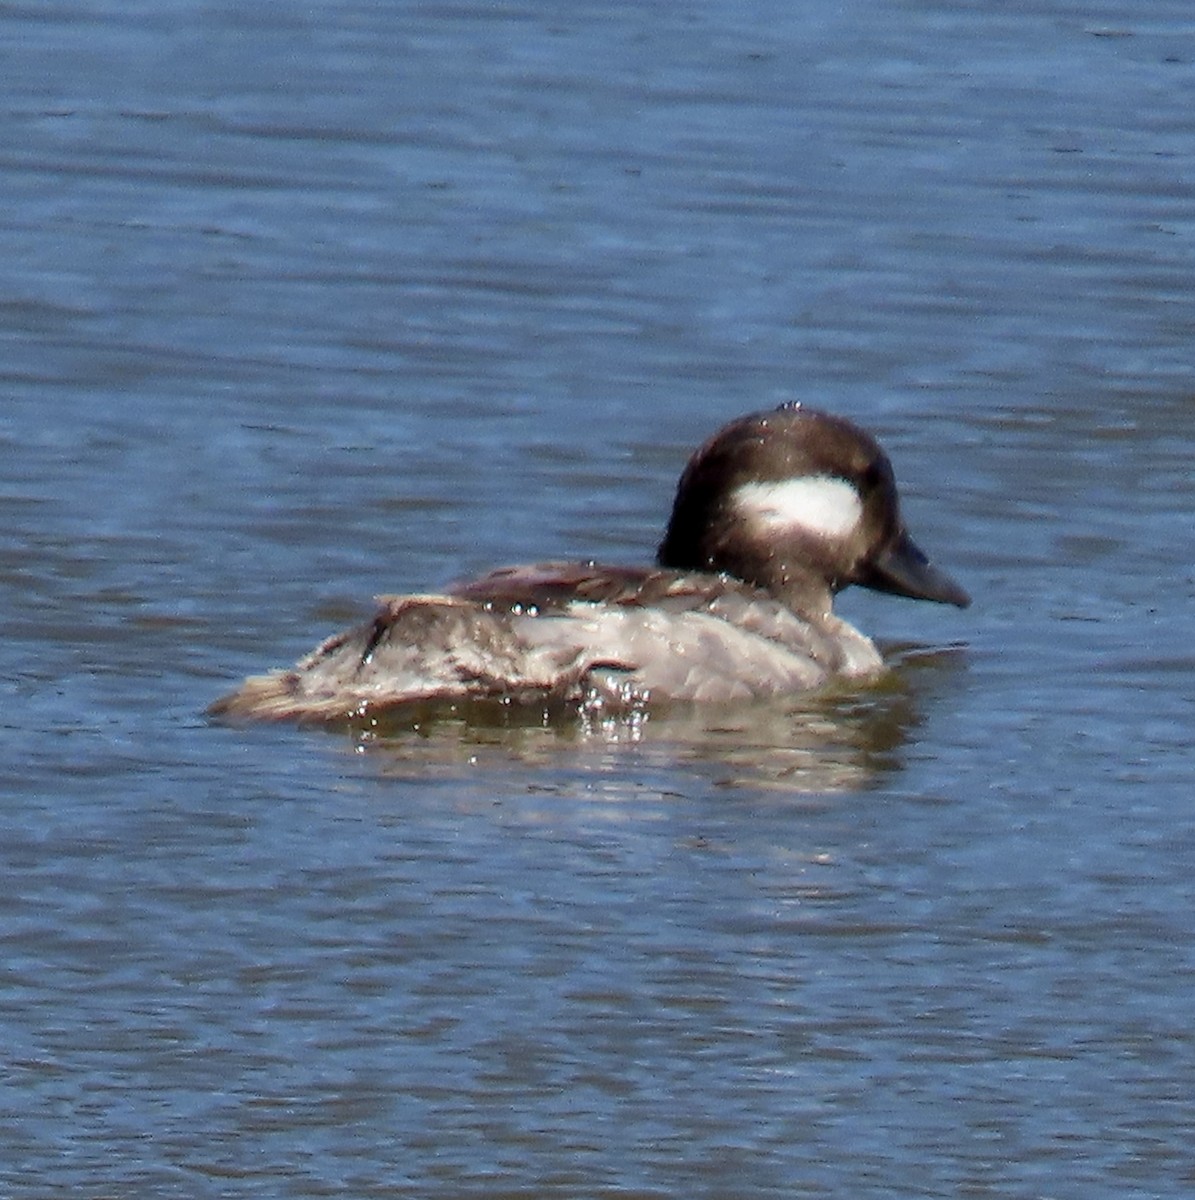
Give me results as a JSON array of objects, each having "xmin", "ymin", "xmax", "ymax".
[
  {"xmin": 207, "ymin": 593, "xmax": 594, "ymax": 722},
  {"xmin": 207, "ymin": 563, "xmax": 682, "ymax": 723}
]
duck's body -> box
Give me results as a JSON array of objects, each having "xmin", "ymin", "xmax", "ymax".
[
  {"xmin": 211, "ymin": 406, "xmax": 969, "ymax": 723},
  {"xmin": 214, "ymin": 563, "xmax": 884, "ymax": 721}
]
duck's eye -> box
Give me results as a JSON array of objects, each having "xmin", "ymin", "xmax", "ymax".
[{"xmin": 859, "ymin": 462, "xmax": 886, "ymax": 496}]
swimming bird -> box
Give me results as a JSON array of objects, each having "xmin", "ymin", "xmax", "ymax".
[{"xmin": 210, "ymin": 404, "xmax": 969, "ymax": 722}]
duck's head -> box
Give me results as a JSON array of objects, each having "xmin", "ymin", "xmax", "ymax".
[{"xmin": 657, "ymin": 403, "xmax": 971, "ymax": 613}]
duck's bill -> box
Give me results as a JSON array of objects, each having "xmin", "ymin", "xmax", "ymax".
[{"xmin": 859, "ymin": 529, "xmax": 971, "ymax": 608}]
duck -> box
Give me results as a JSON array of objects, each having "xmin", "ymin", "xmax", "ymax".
[{"xmin": 209, "ymin": 404, "xmax": 969, "ymax": 722}]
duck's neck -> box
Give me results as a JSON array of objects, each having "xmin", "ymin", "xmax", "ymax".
[
  {"xmin": 756, "ymin": 564, "xmax": 837, "ymax": 625},
  {"xmin": 660, "ymin": 546, "xmax": 841, "ymax": 627}
]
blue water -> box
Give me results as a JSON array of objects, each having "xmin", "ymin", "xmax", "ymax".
[{"xmin": 2, "ymin": 1, "xmax": 1194, "ymax": 1196}]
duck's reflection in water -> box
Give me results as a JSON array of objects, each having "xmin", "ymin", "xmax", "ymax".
[{"xmin": 328, "ymin": 645, "xmax": 967, "ymax": 798}]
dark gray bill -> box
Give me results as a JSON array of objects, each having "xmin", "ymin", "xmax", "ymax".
[{"xmin": 859, "ymin": 528, "xmax": 971, "ymax": 608}]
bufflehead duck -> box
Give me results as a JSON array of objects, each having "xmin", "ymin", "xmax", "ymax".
[{"xmin": 210, "ymin": 405, "xmax": 969, "ymax": 722}]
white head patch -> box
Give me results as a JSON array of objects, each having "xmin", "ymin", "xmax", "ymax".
[{"xmin": 734, "ymin": 475, "xmax": 863, "ymax": 540}]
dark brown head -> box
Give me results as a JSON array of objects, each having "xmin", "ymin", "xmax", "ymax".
[{"xmin": 657, "ymin": 403, "xmax": 970, "ymax": 612}]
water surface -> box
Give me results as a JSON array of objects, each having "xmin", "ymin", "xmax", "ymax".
[{"xmin": 2, "ymin": 1, "xmax": 1194, "ymax": 1196}]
